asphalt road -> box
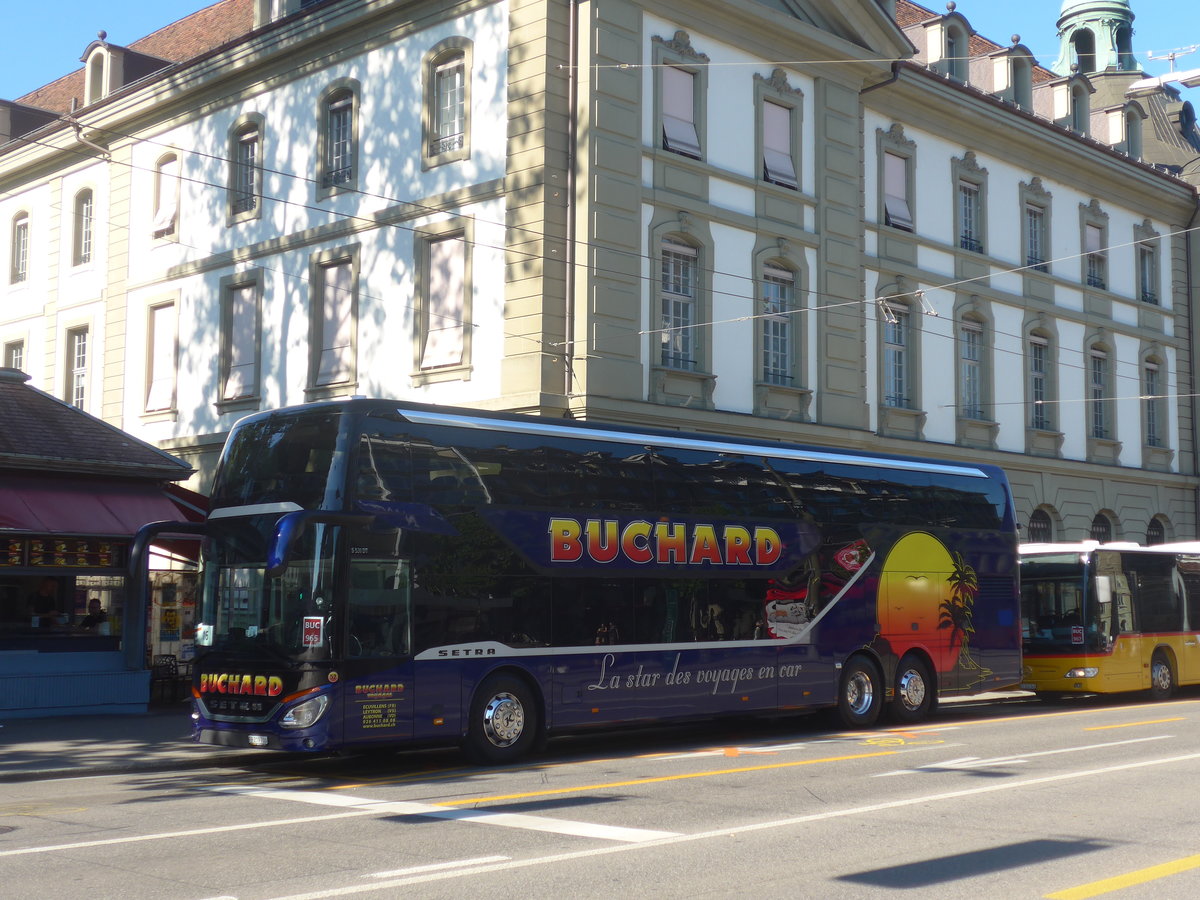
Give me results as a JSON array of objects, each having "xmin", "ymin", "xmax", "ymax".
[{"xmin": 2, "ymin": 691, "xmax": 1199, "ymax": 899}]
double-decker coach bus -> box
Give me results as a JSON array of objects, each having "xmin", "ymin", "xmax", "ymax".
[
  {"xmin": 1019, "ymin": 542, "xmax": 1200, "ymax": 700},
  {"xmin": 133, "ymin": 400, "xmax": 1021, "ymax": 762}
]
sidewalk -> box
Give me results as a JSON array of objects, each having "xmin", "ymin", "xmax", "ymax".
[{"xmin": 0, "ymin": 700, "xmax": 269, "ymax": 782}]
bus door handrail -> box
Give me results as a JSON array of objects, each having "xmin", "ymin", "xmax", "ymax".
[
  {"xmin": 128, "ymin": 520, "xmax": 209, "ymax": 673},
  {"xmin": 267, "ymin": 510, "xmax": 375, "ymax": 577}
]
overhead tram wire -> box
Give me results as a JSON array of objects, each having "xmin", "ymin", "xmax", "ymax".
[{"xmin": 10, "ymin": 112, "xmax": 1200, "ymax": 392}]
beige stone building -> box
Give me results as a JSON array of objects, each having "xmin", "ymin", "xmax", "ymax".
[{"xmin": 0, "ymin": 0, "xmax": 1197, "ymax": 548}]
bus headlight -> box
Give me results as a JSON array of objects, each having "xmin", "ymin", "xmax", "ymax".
[
  {"xmin": 280, "ymin": 694, "xmax": 329, "ymax": 729},
  {"xmin": 1064, "ymin": 667, "xmax": 1099, "ymax": 679}
]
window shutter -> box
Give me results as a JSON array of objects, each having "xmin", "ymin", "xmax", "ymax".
[
  {"xmin": 317, "ymin": 262, "xmax": 353, "ymax": 384},
  {"xmin": 762, "ymin": 101, "xmax": 797, "ymax": 188},
  {"xmin": 422, "ymin": 236, "xmax": 466, "ymax": 368}
]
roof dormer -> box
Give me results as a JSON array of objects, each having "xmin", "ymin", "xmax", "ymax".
[
  {"xmin": 983, "ymin": 40, "xmax": 1037, "ymax": 111},
  {"xmin": 1036, "ymin": 70, "xmax": 1096, "ymax": 135},
  {"xmin": 253, "ymin": 0, "xmax": 331, "ymax": 28},
  {"xmin": 0, "ymin": 100, "xmax": 58, "ymax": 144},
  {"xmin": 80, "ymin": 31, "xmax": 170, "ymax": 106}
]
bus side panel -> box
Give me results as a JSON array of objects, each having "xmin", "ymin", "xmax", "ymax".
[
  {"xmin": 340, "ymin": 661, "xmax": 415, "ymax": 745},
  {"xmin": 545, "ymin": 646, "xmax": 786, "ymax": 730}
]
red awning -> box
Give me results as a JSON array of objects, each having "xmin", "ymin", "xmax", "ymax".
[{"xmin": 0, "ymin": 474, "xmax": 201, "ymax": 536}]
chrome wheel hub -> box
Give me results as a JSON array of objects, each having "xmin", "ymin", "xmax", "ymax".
[{"xmin": 481, "ymin": 692, "xmax": 525, "ymax": 747}]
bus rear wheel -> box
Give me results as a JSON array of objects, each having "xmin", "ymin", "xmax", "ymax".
[
  {"xmin": 1149, "ymin": 652, "xmax": 1175, "ymax": 701},
  {"xmin": 465, "ymin": 674, "xmax": 539, "ymax": 764},
  {"xmin": 838, "ymin": 657, "xmax": 883, "ymax": 728},
  {"xmin": 890, "ymin": 654, "xmax": 934, "ymax": 723}
]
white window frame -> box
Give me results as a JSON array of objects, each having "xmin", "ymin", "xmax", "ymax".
[
  {"xmin": 660, "ymin": 241, "xmax": 698, "ymax": 371},
  {"xmin": 145, "ymin": 302, "xmax": 177, "ymax": 413},
  {"xmin": 662, "ymin": 66, "xmax": 701, "ymax": 159},
  {"xmin": 760, "ymin": 266, "xmax": 795, "ymax": 385}
]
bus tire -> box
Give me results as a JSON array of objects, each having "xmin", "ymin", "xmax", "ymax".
[
  {"xmin": 890, "ymin": 654, "xmax": 934, "ymax": 723},
  {"xmin": 465, "ymin": 673, "xmax": 539, "ymax": 764},
  {"xmin": 838, "ymin": 656, "xmax": 883, "ymax": 728},
  {"xmin": 1149, "ymin": 652, "xmax": 1175, "ymax": 701}
]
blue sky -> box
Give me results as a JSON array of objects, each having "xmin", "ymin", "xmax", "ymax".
[{"xmin": 1, "ymin": 1, "xmax": 1197, "ymax": 101}]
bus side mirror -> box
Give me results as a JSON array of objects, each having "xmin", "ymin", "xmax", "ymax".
[{"xmin": 267, "ymin": 510, "xmax": 375, "ymax": 577}]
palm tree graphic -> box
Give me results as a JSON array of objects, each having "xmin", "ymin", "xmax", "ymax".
[{"xmin": 940, "ymin": 551, "xmax": 992, "ymax": 685}]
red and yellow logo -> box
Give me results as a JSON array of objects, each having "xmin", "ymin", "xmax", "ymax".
[
  {"xmin": 198, "ymin": 673, "xmax": 284, "ymax": 696},
  {"xmin": 549, "ymin": 517, "xmax": 783, "ymax": 567}
]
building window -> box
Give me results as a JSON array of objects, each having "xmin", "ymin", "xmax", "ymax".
[
  {"xmin": 958, "ymin": 181, "xmax": 983, "ymax": 253},
  {"xmin": 1146, "ymin": 518, "xmax": 1165, "ymax": 545},
  {"xmin": 945, "ymin": 25, "xmax": 968, "ymax": 82},
  {"xmin": 882, "ymin": 305, "xmax": 910, "ymax": 408},
  {"xmin": 761, "ymin": 100, "xmax": 797, "ymax": 189},
  {"xmin": 420, "ymin": 234, "xmax": 467, "ymax": 370},
  {"xmin": 152, "ymin": 153, "xmax": 179, "ymax": 238},
  {"xmin": 1138, "ymin": 244, "xmax": 1158, "ymax": 304},
  {"xmin": 10, "ymin": 213, "xmax": 29, "ymax": 284},
  {"xmin": 229, "ymin": 120, "xmax": 262, "ymax": 219},
  {"xmin": 321, "ymin": 88, "xmax": 355, "ymax": 190},
  {"xmin": 422, "ymin": 39, "xmax": 473, "ymax": 168},
  {"xmin": 433, "ymin": 56, "xmax": 464, "ymax": 155},
  {"xmin": 1085, "ymin": 223, "xmax": 1106, "ymax": 289},
  {"xmin": 959, "ymin": 321, "xmax": 984, "ymax": 419},
  {"xmin": 221, "ymin": 280, "xmax": 260, "ymax": 402},
  {"xmin": 760, "ymin": 266, "xmax": 795, "ymax": 385},
  {"xmin": 660, "ymin": 241, "xmax": 698, "ymax": 370},
  {"xmin": 882, "ymin": 150, "xmax": 913, "ymax": 231},
  {"xmin": 4, "ymin": 340, "xmax": 23, "ymax": 371},
  {"xmin": 73, "ymin": 189, "xmax": 94, "ymax": 266},
  {"xmin": 1089, "ymin": 348, "xmax": 1110, "ymax": 439},
  {"xmin": 1027, "ymin": 509, "xmax": 1053, "ymax": 543},
  {"xmin": 1011, "ymin": 53, "xmax": 1033, "ymax": 110},
  {"xmin": 66, "ymin": 326, "xmax": 88, "ymax": 408},
  {"xmin": 1025, "ymin": 205, "xmax": 1047, "ymax": 271},
  {"xmin": 1125, "ymin": 108, "xmax": 1142, "ymax": 159},
  {"xmin": 662, "ymin": 66, "xmax": 702, "ymax": 159},
  {"xmin": 145, "ymin": 303, "xmax": 177, "ymax": 413},
  {"xmin": 1028, "ymin": 336, "xmax": 1052, "ymax": 431},
  {"xmin": 1144, "ymin": 361, "xmax": 1163, "ymax": 448},
  {"xmin": 1071, "ymin": 84, "xmax": 1089, "ymax": 133},
  {"xmin": 1090, "ymin": 513, "xmax": 1112, "ymax": 542},
  {"xmin": 311, "ymin": 255, "xmax": 356, "ymax": 388}
]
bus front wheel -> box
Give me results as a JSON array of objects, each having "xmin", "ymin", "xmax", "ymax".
[
  {"xmin": 465, "ymin": 674, "xmax": 539, "ymax": 764},
  {"xmin": 838, "ymin": 657, "xmax": 883, "ymax": 728},
  {"xmin": 890, "ymin": 654, "xmax": 934, "ymax": 723},
  {"xmin": 1149, "ymin": 652, "xmax": 1175, "ymax": 701}
]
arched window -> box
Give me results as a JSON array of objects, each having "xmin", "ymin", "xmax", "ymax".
[
  {"xmin": 1090, "ymin": 513, "xmax": 1112, "ymax": 542},
  {"xmin": 1011, "ymin": 54, "xmax": 1033, "ymax": 110},
  {"xmin": 73, "ymin": 189, "xmax": 94, "ymax": 266},
  {"xmin": 423, "ymin": 38, "xmax": 473, "ymax": 168},
  {"xmin": 228, "ymin": 116, "xmax": 264, "ymax": 221},
  {"xmin": 944, "ymin": 24, "xmax": 968, "ymax": 83},
  {"xmin": 152, "ymin": 153, "xmax": 179, "ymax": 238},
  {"xmin": 1146, "ymin": 518, "xmax": 1165, "ymax": 545},
  {"xmin": 1071, "ymin": 85, "xmax": 1089, "ymax": 134},
  {"xmin": 1124, "ymin": 109, "xmax": 1142, "ymax": 159},
  {"xmin": 320, "ymin": 85, "xmax": 357, "ymax": 191},
  {"xmin": 10, "ymin": 212, "xmax": 30, "ymax": 283},
  {"xmin": 1027, "ymin": 509, "xmax": 1053, "ymax": 543},
  {"xmin": 1072, "ymin": 30, "xmax": 1097, "ymax": 73}
]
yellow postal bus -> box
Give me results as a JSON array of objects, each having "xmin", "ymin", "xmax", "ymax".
[{"xmin": 1019, "ymin": 542, "xmax": 1200, "ymax": 699}]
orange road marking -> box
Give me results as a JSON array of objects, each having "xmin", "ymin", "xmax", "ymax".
[
  {"xmin": 1083, "ymin": 717, "xmax": 1184, "ymax": 731},
  {"xmin": 434, "ymin": 750, "xmax": 899, "ymax": 806}
]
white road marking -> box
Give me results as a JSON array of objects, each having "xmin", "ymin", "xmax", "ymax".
[
  {"xmin": 205, "ymin": 785, "xmax": 680, "ymax": 843},
  {"xmin": 652, "ymin": 740, "xmax": 813, "ymax": 760},
  {"xmin": 0, "ymin": 810, "xmax": 378, "ymax": 857},
  {"xmin": 260, "ymin": 750, "xmax": 1200, "ymax": 899},
  {"xmin": 367, "ymin": 856, "xmax": 510, "ymax": 878},
  {"xmin": 872, "ymin": 734, "xmax": 1173, "ymax": 776}
]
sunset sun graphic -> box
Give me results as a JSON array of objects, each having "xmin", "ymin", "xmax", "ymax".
[{"xmin": 877, "ymin": 532, "xmax": 980, "ymax": 673}]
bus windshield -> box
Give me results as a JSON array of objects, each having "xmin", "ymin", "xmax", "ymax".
[{"xmin": 195, "ymin": 514, "xmax": 339, "ymax": 663}]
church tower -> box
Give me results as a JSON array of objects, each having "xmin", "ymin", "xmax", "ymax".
[{"xmin": 1052, "ymin": 0, "xmax": 1138, "ymax": 76}]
